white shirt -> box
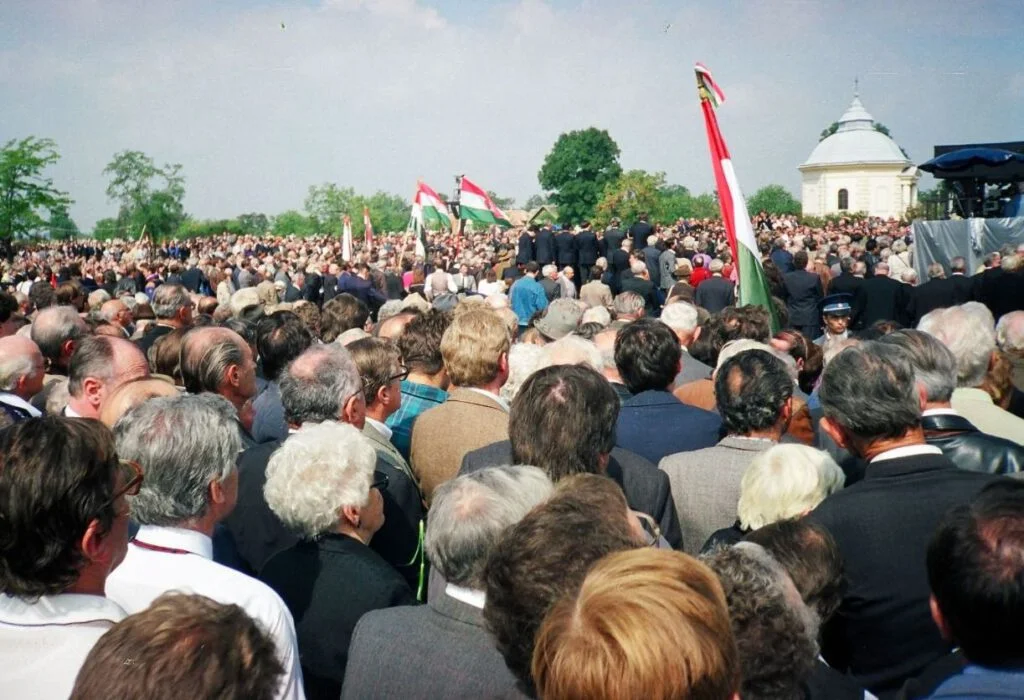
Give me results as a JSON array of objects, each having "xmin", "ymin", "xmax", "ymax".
[
  {"xmin": 106, "ymin": 525, "xmax": 305, "ymax": 700},
  {"xmin": 477, "ymin": 281, "xmax": 504, "ymax": 297},
  {"xmin": 870, "ymin": 444, "xmax": 943, "ymax": 464},
  {"xmin": 445, "ymin": 584, "xmax": 486, "ymax": 610},
  {"xmin": 365, "ymin": 416, "xmax": 393, "ymax": 441},
  {"xmin": 921, "ymin": 407, "xmax": 958, "ymax": 418},
  {"xmin": 63, "ymin": 404, "xmax": 83, "ymax": 418},
  {"xmin": 0, "ymin": 392, "xmax": 41, "ymax": 418},
  {"xmin": 466, "ymin": 387, "xmax": 511, "ymax": 412},
  {"xmin": 0, "ymin": 592, "xmax": 126, "ymax": 699}
]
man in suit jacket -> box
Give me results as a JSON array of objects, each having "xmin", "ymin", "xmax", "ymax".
[
  {"xmin": 224, "ymin": 344, "xmax": 423, "ymax": 585},
  {"xmin": 659, "ymin": 301, "xmax": 712, "ymax": 388},
  {"xmin": 608, "ymin": 239, "xmax": 632, "ymax": 294},
  {"xmin": 948, "ymin": 256, "xmax": 974, "ymax": 304},
  {"xmin": 628, "ymin": 213, "xmax": 654, "ymax": 251},
  {"xmin": 658, "ymin": 239, "xmax": 678, "ymax": 294},
  {"xmin": 614, "ymin": 319, "xmax": 721, "ymax": 466},
  {"xmin": 694, "ymin": 259, "xmax": 735, "ymax": 314},
  {"xmin": 534, "ymin": 224, "xmax": 555, "ymax": 265},
  {"xmin": 641, "ymin": 237, "xmax": 662, "ymax": 289},
  {"xmin": 538, "ymin": 264, "xmax": 562, "ymax": 301},
  {"xmin": 619, "ymin": 261, "xmax": 660, "ymax": 317},
  {"xmin": 852, "ymin": 261, "xmax": 908, "ymax": 328},
  {"xmin": 660, "ymin": 349, "xmax": 792, "ymax": 553},
  {"xmin": 343, "ymin": 467, "xmax": 549, "ymax": 700},
  {"xmin": 909, "ymin": 263, "xmax": 957, "ymax": 325},
  {"xmin": 809, "ymin": 342, "xmax": 1001, "ymax": 695},
  {"xmin": 602, "ymin": 218, "xmax": 625, "ymax": 256},
  {"xmin": 458, "ymin": 363, "xmax": 682, "ymax": 549},
  {"xmin": 134, "ymin": 283, "xmax": 193, "ymax": 356},
  {"xmin": 828, "ymin": 258, "xmax": 864, "ymax": 298},
  {"xmin": 575, "ymin": 221, "xmax": 600, "ymax": 285},
  {"xmin": 782, "ymin": 250, "xmax": 824, "ymax": 339},
  {"xmin": 516, "ymin": 228, "xmax": 534, "ymax": 265},
  {"xmin": 553, "ymin": 227, "xmax": 577, "ymax": 269},
  {"xmin": 769, "ymin": 238, "xmax": 795, "ymax": 273},
  {"xmin": 410, "ymin": 309, "xmax": 511, "ymax": 504}
]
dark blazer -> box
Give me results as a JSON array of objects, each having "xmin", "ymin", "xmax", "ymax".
[
  {"xmin": 134, "ymin": 323, "xmax": 175, "ymax": 356},
  {"xmin": 575, "ymin": 229, "xmax": 599, "ymax": 265},
  {"xmin": 343, "ymin": 593, "xmax": 529, "ymax": 700},
  {"xmin": 603, "ymin": 227, "xmax": 625, "ymax": 255},
  {"xmin": 534, "ymin": 228, "xmax": 554, "ymax": 264},
  {"xmin": 853, "ymin": 274, "xmax": 909, "ymax": 328},
  {"xmin": 922, "ymin": 412, "xmax": 1024, "ymax": 475},
  {"xmin": 337, "ymin": 273, "xmax": 387, "ymax": 309},
  {"xmin": 641, "ymin": 245, "xmax": 662, "ymax": 287},
  {"xmin": 260, "ymin": 535, "xmax": 417, "ymax": 700},
  {"xmin": 948, "ymin": 273, "xmax": 973, "ymax": 305},
  {"xmin": 628, "ymin": 220, "xmax": 653, "ymax": 251},
  {"xmin": 671, "ymin": 351, "xmax": 713, "ymax": 388},
  {"xmin": 908, "ymin": 277, "xmax": 957, "ymax": 325},
  {"xmin": 619, "ymin": 276, "xmax": 659, "ymax": 316},
  {"xmin": 810, "ymin": 451, "xmax": 1002, "ymax": 695},
  {"xmin": 554, "ymin": 231, "xmax": 577, "ymax": 266},
  {"xmin": 460, "ymin": 440, "xmax": 683, "ymax": 550},
  {"xmin": 283, "ymin": 284, "xmax": 302, "ymax": 303},
  {"xmin": 539, "ymin": 276, "xmax": 561, "ymax": 301},
  {"xmin": 321, "ymin": 274, "xmax": 339, "ymax": 303},
  {"xmin": 694, "ymin": 276, "xmax": 735, "ymax": 314},
  {"xmin": 515, "ymin": 232, "xmax": 534, "ymax": 265},
  {"xmin": 226, "ymin": 439, "xmax": 423, "ymax": 587},
  {"xmin": 829, "ymin": 272, "xmax": 863, "ymax": 298},
  {"xmin": 615, "ymin": 390, "xmax": 722, "ymax": 466},
  {"xmin": 783, "ymin": 269, "xmax": 825, "ymax": 325},
  {"xmin": 770, "ymin": 247, "xmax": 795, "ymax": 273},
  {"xmin": 180, "ymin": 266, "xmax": 203, "ymax": 293}
]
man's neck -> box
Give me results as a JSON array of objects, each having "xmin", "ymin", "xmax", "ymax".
[
  {"xmin": 855, "ymin": 427, "xmax": 927, "ymax": 462},
  {"xmin": 924, "ymin": 401, "xmax": 953, "ymax": 411},
  {"xmin": 406, "ymin": 370, "xmax": 447, "ymax": 389},
  {"xmin": 66, "ymin": 396, "xmax": 96, "ymax": 419},
  {"xmin": 65, "ymin": 569, "xmax": 108, "ymax": 597},
  {"xmin": 365, "ymin": 406, "xmax": 390, "ymax": 424},
  {"xmin": 157, "ymin": 318, "xmax": 183, "ymax": 329},
  {"xmin": 734, "ymin": 427, "xmax": 783, "ymax": 442}
]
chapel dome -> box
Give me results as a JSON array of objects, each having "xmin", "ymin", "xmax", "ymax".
[{"xmin": 801, "ymin": 96, "xmax": 910, "ymax": 168}]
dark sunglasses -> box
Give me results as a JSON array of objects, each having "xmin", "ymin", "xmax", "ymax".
[{"xmin": 371, "ymin": 471, "xmax": 389, "ymax": 492}]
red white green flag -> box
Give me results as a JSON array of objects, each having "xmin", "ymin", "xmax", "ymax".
[
  {"xmin": 412, "ymin": 180, "xmax": 450, "ymax": 229},
  {"xmin": 362, "ymin": 206, "xmax": 374, "ymax": 248},
  {"xmin": 695, "ymin": 62, "xmax": 779, "ymax": 330},
  {"xmin": 458, "ymin": 176, "xmax": 512, "ymax": 228}
]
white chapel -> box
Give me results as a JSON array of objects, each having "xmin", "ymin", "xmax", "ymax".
[{"xmin": 799, "ymin": 92, "xmax": 920, "ymax": 218}]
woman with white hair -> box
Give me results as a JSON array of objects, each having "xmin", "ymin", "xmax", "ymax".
[
  {"xmin": 702, "ymin": 443, "xmax": 845, "ymax": 552},
  {"xmin": 259, "ymin": 421, "xmax": 416, "ymax": 699}
]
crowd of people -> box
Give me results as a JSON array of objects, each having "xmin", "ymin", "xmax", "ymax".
[{"xmin": 1, "ymin": 213, "xmax": 1024, "ymax": 700}]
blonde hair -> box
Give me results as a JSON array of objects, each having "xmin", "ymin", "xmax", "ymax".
[
  {"xmin": 737, "ymin": 444, "xmax": 845, "ymax": 530},
  {"xmin": 532, "ymin": 549, "xmax": 739, "ymax": 700},
  {"xmin": 440, "ymin": 308, "xmax": 510, "ymax": 387}
]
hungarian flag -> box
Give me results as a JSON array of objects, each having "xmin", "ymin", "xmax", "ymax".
[
  {"xmin": 362, "ymin": 206, "xmax": 374, "ymax": 248},
  {"xmin": 695, "ymin": 63, "xmax": 779, "ymax": 330},
  {"xmin": 415, "ymin": 180, "xmax": 450, "ymax": 228},
  {"xmin": 342, "ymin": 214, "xmax": 353, "ymax": 262},
  {"xmin": 458, "ymin": 176, "xmax": 512, "ymax": 228}
]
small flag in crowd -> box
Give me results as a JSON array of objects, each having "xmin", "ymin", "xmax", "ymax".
[
  {"xmin": 342, "ymin": 214, "xmax": 353, "ymax": 262},
  {"xmin": 695, "ymin": 62, "xmax": 779, "ymax": 331},
  {"xmin": 362, "ymin": 206, "xmax": 374, "ymax": 249},
  {"xmin": 458, "ymin": 176, "xmax": 512, "ymax": 229}
]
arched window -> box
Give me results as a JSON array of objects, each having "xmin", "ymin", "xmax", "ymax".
[{"xmin": 838, "ymin": 188, "xmax": 849, "ymax": 211}]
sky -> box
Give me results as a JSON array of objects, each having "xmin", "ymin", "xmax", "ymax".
[{"xmin": 2, "ymin": 0, "xmax": 1022, "ymax": 230}]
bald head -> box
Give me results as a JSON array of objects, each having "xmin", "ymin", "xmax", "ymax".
[
  {"xmin": 179, "ymin": 327, "xmax": 256, "ymax": 410},
  {"xmin": 100, "ymin": 377, "xmax": 179, "ymax": 427},
  {"xmin": 0, "ymin": 336, "xmax": 45, "ymax": 399},
  {"xmin": 100, "ymin": 299, "xmax": 132, "ymax": 329},
  {"xmin": 594, "ymin": 328, "xmax": 624, "ymax": 384},
  {"xmin": 376, "ymin": 312, "xmax": 417, "ymax": 341},
  {"xmin": 67, "ymin": 336, "xmax": 150, "ymax": 419}
]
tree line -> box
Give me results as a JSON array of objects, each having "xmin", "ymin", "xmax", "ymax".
[{"xmin": 1, "ymin": 131, "xmax": 804, "ymax": 242}]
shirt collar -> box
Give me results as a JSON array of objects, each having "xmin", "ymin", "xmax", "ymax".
[
  {"xmin": 132, "ymin": 525, "xmax": 213, "ymax": 559},
  {"xmin": 465, "ymin": 387, "xmax": 511, "ymax": 412},
  {"xmin": 0, "ymin": 592, "xmax": 126, "ymax": 627},
  {"xmin": 445, "ymin": 584, "xmax": 486, "ymax": 610},
  {"xmin": 63, "ymin": 403, "xmax": 83, "ymax": 418},
  {"xmin": 400, "ymin": 380, "xmax": 448, "ymax": 401},
  {"xmin": 922, "ymin": 407, "xmax": 959, "ymax": 417},
  {"xmin": 870, "ymin": 444, "xmax": 943, "ymax": 464},
  {"xmin": 0, "ymin": 392, "xmax": 41, "ymax": 417},
  {"xmin": 365, "ymin": 416, "xmax": 393, "ymax": 440}
]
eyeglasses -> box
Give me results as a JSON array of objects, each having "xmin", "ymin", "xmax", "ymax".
[
  {"xmin": 105, "ymin": 459, "xmax": 144, "ymax": 508},
  {"xmin": 387, "ymin": 366, "xmax": 410, "ymax": 383},
  {"xmin": 634, "ymin": 511, "xmax": 661, "ymax": 548},
  {"xmin": 371, "ymin": 471, "xmax": 390, "ymax": 492}
]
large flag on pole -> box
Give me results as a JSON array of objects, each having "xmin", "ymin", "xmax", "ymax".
[
  {"xmin": 362, "ymin": 206, "xmax": 374, "ymax": 249},
  {"xmin": 415, "ymin": 180, "xmax": 450, "ymax": 228},
  {"xmin": 694, "ymin": 62, "xmax": 779, "ymax": 330},
  {"xmin": 342, "ymin": 214, "xmax": 353, "ymax": 262},
  {"xmin": 458, "ymin": 176, "xmax": 513, "ymax": 228}
]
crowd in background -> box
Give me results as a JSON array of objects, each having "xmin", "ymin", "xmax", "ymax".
[{"xmin": 1, "ymin": 214, "xmax": 1024, "ymax": 700}]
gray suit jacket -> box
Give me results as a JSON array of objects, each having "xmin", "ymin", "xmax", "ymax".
[
  {"xmin": 659, "ymin": 436, "xmax": 775, "ymax": 554},
  {"xmin": 363, "ymin": 422, "xmax": 418, "ymax": 488},
  {"xmin": 342, "ymin": 593, "xmax": 529, "ymax": 700},
  {"xmin": 672, "ymin": 349, "xmax": 713, "ymax": 389}
]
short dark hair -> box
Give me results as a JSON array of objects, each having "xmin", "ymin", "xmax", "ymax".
[
  {"xmin": 721, "ymin": 306, "xmax": 772, "ymax": 343},
  {"xmin": 68, "ymin": 335, "xmax": 116, "ymax": 396},
  {"xmin": 793, "ymin": 250, "xmax": 808, "ymax": 270},
  {"xmin": 321, "ymin": 294, "xmax": 369, "ymax": 343},
  {"xmin": 525, "ymin": 261, "xmax": 540, "ymax": 274},
  {"xmin": 927, "ymin": 481, "xmax": 1024, "ymax": 667},
  {"xmin": 715, "ymin": 350, "xmax": 793, "ymax": 435},
  {"xmin": 746, "ymin": 519, "xmax": 845, "ymax": 623},
  {"xmin": 149, "ymin": 328, "xmax": 189, "ymax": 381},
  {"xmin": 398, "ymin": 309, "xmax": 451, "ymax": 375},
  {"xmin": 0, "ymin": 418, "xmax": 118, "ymax": 597},
  {"xmin": 220, "ymin": 317, "xmax": 256, "ymax": 348},
  {"xmin": 614, "ymin": 318, "xmax": 681, "ymax": 393},
  {"xmin": 0, "ymin": 292, "xmax": 17, "ymax": 323},
  {"xmin": 255, "ymin": 311, "xmax": 315, "ymax": 382},
  {"xmin": 70, "ymin": 592, "xmax": 283, "ymax": 700},
  {"xmin": 483, "ymin": 474, "xmax": 639, "ymax": 689},
  {"xmin": 509, "ymin": 365, "xmax": 619, "ymax": 481},
  {"xmin": 28, "ymin": 280, "xmax": 55, "ymax": 311},
  {"xmin": 347, "ymin": 337, "xmax": 402, "ymax": 406}
]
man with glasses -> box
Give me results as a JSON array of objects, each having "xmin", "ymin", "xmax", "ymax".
[{"xmin": 0, "ymin": 418, "xmax": 136, "ymax": 699}]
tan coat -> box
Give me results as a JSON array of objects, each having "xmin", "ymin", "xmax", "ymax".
[
  {"xmin": 409, "ymin": 388, "xmax": 510, "ymax": 504},
  {"xmin": 580, "ymin": 280, "xmax": 613, "ymax": 309}
]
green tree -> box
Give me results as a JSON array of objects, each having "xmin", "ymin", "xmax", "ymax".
[
  {"xmin": 304, "ymin": 183, "xmax": 360, "ymax": 236},
  {"xmin": 486, "ymin": 191, "xmax": 515, "ymax": 210},
  {"xmin": 655, "ymin": 184, "xmax": 694, "ymax": 222},
  {"xmin": 0, "ymin": 137, "xmax": 72, "ymax": 240},
  {"xmin": 538, "ymin": 128, "xmax": 622, "ymax": 225},
  {"xmin": 237, "ymin": 212, "xmax": 270, "ymax": 236},
  {"xmin": 524, "ymin": 193, "xmax": 548, "ymax": 210},
  {"xmin": 595, "ymin": 170, "xmax": 665, "ymax": 228},
  {"xmin": 272, "ymin": 210, "xmax": 317, "ymax": 237},
  {"xmin": 103, "ymin": 151, "xmax": 186, "ymax": 241},
  {"xmin": 92, "ymin": 217, "xmax": 121, "ymax": 241},
  {"xmin": 747, "ymin": 184, "xmax": 801, "ymax": 216},
  {"xmin": 819, "ymin": 121, "xmax": 840, "ymax": 142},
  {"xmin": 690, "ymin": 192, "xmax": 721, "ymax": 219},
  {"xmin": 48, "ymin": 204, "xmax": 80, "ymax": 240},
  {"xmin": 364, "ymin": 191, "xmax": 412, "ymax": 235}
]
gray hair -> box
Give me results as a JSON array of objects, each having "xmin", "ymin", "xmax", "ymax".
[
  {"xmin": 543, "ymin": 335, "xmax": 602, "ymax": 372},
  {"xmin": 151, "ymin": 283, "xmax": 191, "ymax": 319},
  {"xmin": 30, "ymin": 306, "xmax": 87, "ymax": 362},
  {"xmin": 425, "ymin": 466, "xmax": 553, "ymax": 588},
  {"xmin": 737, "ymin": 445, "xmax": 844, "ymax": 530},
  {"xmin": 819, "ymin": 341, "xmax": 921, "ymax": 440},
  {"xmin": 918, "ymin": 303, "xmax": 996, "ymax": 388},
  {"xmin": 659, "ymin": 301, "xmax": 699, "ymax": 333},
  {"xmin": 500, "ymin": 343, "xmax": 549, "ymax": 403},
  {"xmin": 709, "ymin": 258, "xmax": 725, "ymax": 274},
  {"xmin": 0, "ymin": 340, "xmax": 41, "ymax": 392},
  {"xmin": 87, "ymin": 288, "xmax": 111, "ymax": 311},
  {"xmin": 629, "ymin": 260, "xmax": 646, "ymax": 275},
  {"xmin": 280, "ymin": 344, "xmax": 363, "ymax": 425},
  {"xmin": 876, "ymin": 329, "xmax": 957, "ymax": 403},
  {"xmin": 179, "ymin": 328, "xmax": 246, "ymax": 396},
  {"xmin": 926, "ymin": 262, "xmax": 945, "ymax": 279},
  {"xmin": 376, "ymin": 299, "xmax": 405, "ymax": 323},
  {"xmin": 900, "ymin": 269, "xmax": 918, "ymax": 284},
  {"xmin": 263, "ymin": 421, "xmax": 377, "ymax": 538},
  {"xmin": 996, "ymin": 311, "xmax": 1024, "ymax": 356},
  {"xmin": 114, "ymin": 393, "xmax": 241, "ymax": 526},
  {"xmin": 542, "ymin": 264, "xmax": 557, "ymax": 277},
  {"xmin": 67, "ymin": 335, "xmax": 116, "ymax": 397},
  {"xmin": 612, "ymin": 291, "xmax": 644, "ymax": 317},
  {"xmin": 581, "ymin": 306, "xmax": 611, "ymax": 327}
]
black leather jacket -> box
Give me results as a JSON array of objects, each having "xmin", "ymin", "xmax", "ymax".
[{"xmin": 923, "ymin": 413, "xmax": 1024, "ymax": 476}]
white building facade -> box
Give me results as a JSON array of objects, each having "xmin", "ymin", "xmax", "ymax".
[{"xmin": 800, "ymin": 95, "xmax": 920, "ymax": 218}]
